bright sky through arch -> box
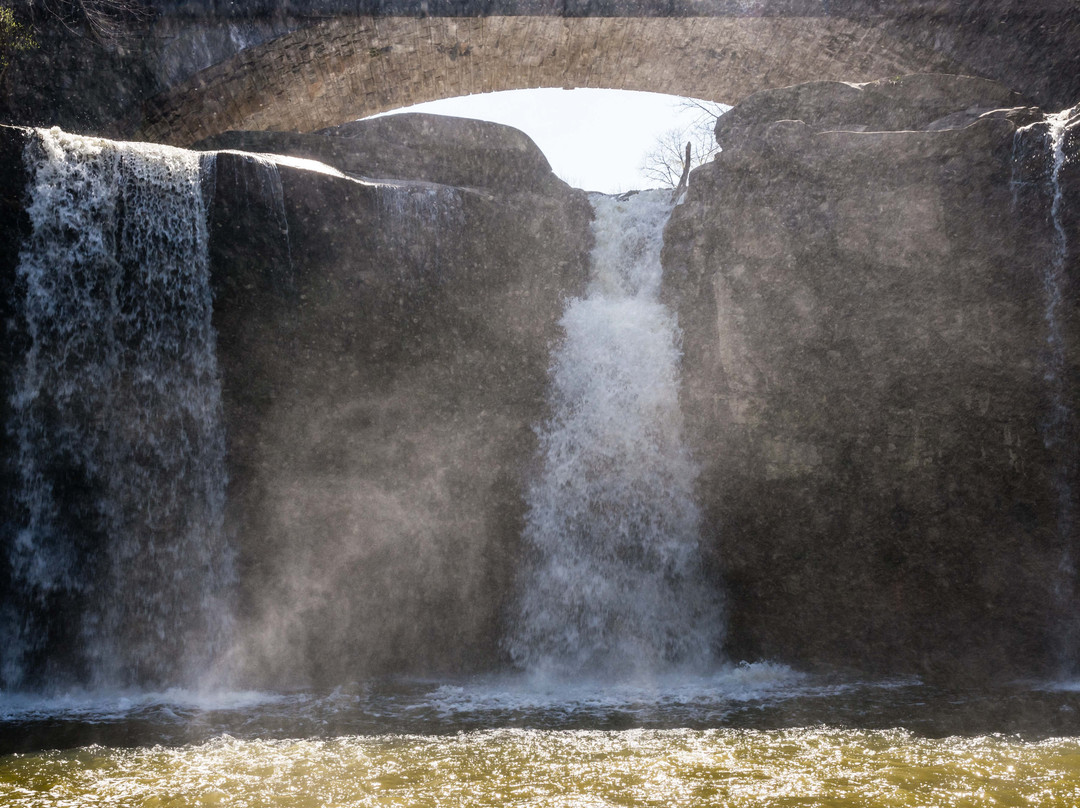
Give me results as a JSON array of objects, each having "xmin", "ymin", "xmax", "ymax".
[{"xmin": 371, "ymin": 88, "xmax": 728, "ymax": 194}]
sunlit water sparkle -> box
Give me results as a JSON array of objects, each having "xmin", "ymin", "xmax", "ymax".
[{"xmin": 4, "ymin": 674, "xmax": 1080, "ymax": 806}]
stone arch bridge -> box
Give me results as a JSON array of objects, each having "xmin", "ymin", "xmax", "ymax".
[
  {"xmin": 129, "ymin": 0, "xmax": 1079, "ymax": 145},
  {"xmin": 8, "ymin": 1, "xmax": 1080, "ymax": 145}
]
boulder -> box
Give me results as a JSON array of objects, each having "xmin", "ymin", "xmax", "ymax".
[
  {"xmin": 663, "ymin": 73, "xmax": 1080, "ymax": 682},
  {"xmin": 714, "ymin": 74, "xmax": 1031, "ymax": 147},
  {"xmin": 197, "ymin": 113, "xmax": 567, "ymax": 196}
]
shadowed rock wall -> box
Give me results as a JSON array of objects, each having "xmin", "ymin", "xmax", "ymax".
[
  {"xmin": 663, "ymin": 74, "xmax": 1080, "ymax": 682},
  {"xmin": 0, "ymin": 128, "xmax": 31, "ymax": 647},
  {"xmin": 204, "ymin": 115, "xmax": 591, "ymax": 686},
  {"xmin": 197, "ymin": 112, "xmax": 566, "ymax": 194}
]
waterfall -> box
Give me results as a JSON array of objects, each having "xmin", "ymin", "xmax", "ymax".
[
  {"xmin": 505, "ymin": 190, "xmax": 723, "ymax": 677},
  {"xmin": 1013, "ymin": 107, "xmax": 1079, "ymax": 669},
  {"xmin": 1024, "ymin": 110, "xmax": 1077, "ymax": 553},
  {"xmin": 1044, "ymin": 110, "xmax": 1079, "ymax": 656},
  {"xmin": 2, "ymin": 128, "xmax": 232, "ymax": 690},
  {"xmin": 375, "ymin": 183, "xmax": 462, "ymax": 284},
  {"xmin": 1043, "ymin": 110, "xmax": 1074, "ymax": 482},
  {"xmin": 1010, "ymin": 110, "xmax": 1078, "ymax": 540}
]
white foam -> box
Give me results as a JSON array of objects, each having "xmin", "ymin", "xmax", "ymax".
[
  {"xmin": 505, "ymin": 189, "xmax": 723, "ymax": 676},
  {"xmin": 3, "ymin": 127, "xmax": 232, "ymax": 689},
  {"xmin": 419, "ymin": 664, "xmax": 817, "ymax": 718},
  {"xmin": 0, "ymin": 688, "xmax": 287, "ymax": 722}
]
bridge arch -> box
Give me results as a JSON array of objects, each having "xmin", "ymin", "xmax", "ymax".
[{"xmin": 138, "ymin": 14, "xmax": 962, "ymax": 146}]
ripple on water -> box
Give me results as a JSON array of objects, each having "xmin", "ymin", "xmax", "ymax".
[
  {"xmin": 4, "ymin": 672, "xmax": 1080, "ymax": 806},
  {"xmin": 3, "ymin": 727, "xmax": 1080, "ymax": 807}
]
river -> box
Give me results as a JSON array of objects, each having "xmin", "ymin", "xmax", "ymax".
[{"xmin": 4, "ymin": 673, "xmax": 1080, "ymax": 805}]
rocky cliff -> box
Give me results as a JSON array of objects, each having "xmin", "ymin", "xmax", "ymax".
[
  {"xmin": 5, "ymin": 76, "xmax": 1080, "ymax": 688},
  {"xmin": 206, "ymin": 115, "xmax": 592, "ymax": 686},
  {"xmin": 0, "ymin": 116, "xmax": 592, "ymax": 688},
  {"xmin": 663, "ymin": 74, "xmax": 1080, "ymax": 681},
  {"xmin": 198, "ymin": 113, "xmax": 566, "ymax": 196}
]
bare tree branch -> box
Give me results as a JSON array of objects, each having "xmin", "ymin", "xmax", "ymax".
[
  {"xmin": 18, "ymin": 0, "xmax": 149, "ymax": 44},
  {"xmin": 677, "ymin": 97, "xmax": 728, "ymax": 123},
  {"xmin": 671, "ymin": 140, "xmax": 691, "ymax": 203},
  {"xmin": 640, "ymin": 105, "xmax": 724, "ymax": 191}
]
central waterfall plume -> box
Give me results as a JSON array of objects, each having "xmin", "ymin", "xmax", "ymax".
[
  {"xmin": 505, "ymin": 190, "xmax": 723, "ymax": 676},
  {"xmin": 1, "ymin": 129, "xmax": 232, "ymax": 690}
]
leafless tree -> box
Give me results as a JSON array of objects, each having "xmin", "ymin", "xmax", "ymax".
[
  {"xmin": 17, "ymin": 0, "xmax": 148, "ymax": 43},
  {"xmin": 640, "ymin": 99, "xmax": 727, "ymax": 190}
]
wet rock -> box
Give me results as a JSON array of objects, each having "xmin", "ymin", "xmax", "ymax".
[
  {"xmin": 664, "ymin": 73, "xmax": 1080, "ymax": 682},
  {"xmin": 0, "ymin": 127, "xmax": 31, "ymax": 624},
  {"xmin": 713, "ymin": 74, "xmax": 1028, "ymax": 149},
  {"xmin": 205, "ymin": 132, "xmax": 591, "ymax": 687},
  {"xmin": 196, "ymin": 114, "xmax": 569, "ymax": 196}
]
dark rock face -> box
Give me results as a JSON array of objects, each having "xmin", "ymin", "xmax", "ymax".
[
  {"xmin": 0, "ymin": 127, "xmax": 31, "ymax": 643},
  {"xmin": 713, "ymin": 75, "xmax": 1030, "ymax": 146},
  {"xmin": 204, "ymin": 120, "xmax": 591, "ymax": 686},
  {"xmin": 827, "ymin": 1, "xmax": 1080, "ymax": 111},
  {"xmin": 664, "ymin": 74, "xmax": 1080, "ymax": 682},
  {"xmin": 0, "ymin": 9, "xmax": 301, "ymax": 137}
]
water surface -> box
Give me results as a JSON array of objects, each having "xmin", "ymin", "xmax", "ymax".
[{"xmin": 5, "ymin": 670, "xmax": 1080, "ymax": 806}]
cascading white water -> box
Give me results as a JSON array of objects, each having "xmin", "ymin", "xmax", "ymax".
[
  {"xmin": 376, "ymin": 182, "xmax": 460, "ymax": 224},
  {"xmin": 1013, "ymin": 107, "xmax": 1079, "ymax": 667},
  {"xmin": 3, "ymin": 128, "xmax": 232, "ymax": 689},
  {"xmin": 1043, "ymin": 111, "xmax": 1079, "ymax": 644},
  {"xmin": 1010, "ymin": 114, "xmax": 1077, "ymax": 513},
  {"xmin": 375, "ymin": 182, "xmax": 462, "ymax": 282},
  {"xmin": 1043, "ymin": 110, "xmax": 1073, "ymax": 487},
  {"xmin": 506, "ymin": 190, "xmax": 723, "ymax": 677},
  {"xmin": 234, "ymin": 153, "xmax": 295, "ymax": 288}
]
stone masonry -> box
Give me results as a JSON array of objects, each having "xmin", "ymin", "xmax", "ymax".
[
  {"xmin": 137, "ymin": 14, "xmax": 960, "ymax": 145},
  {"xmin": 3, "ymin": 2, "xmax": 1077, "ymax": 145}
]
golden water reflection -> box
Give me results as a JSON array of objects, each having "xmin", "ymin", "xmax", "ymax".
[{"xmin": 4, "ymin": 727, "xmax": 1080, "ymax": 807}]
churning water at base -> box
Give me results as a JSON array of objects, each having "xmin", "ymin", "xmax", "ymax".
[
  {"xmin": 5, "ymin": 675, "xmax": 1080, "ymax": 807},
  {"xmin": 1, "ymin": 129, "xmax": 232, "ymax": 690},
  {"xmin": 13, "ymin": 728, "xmax": 1080, "ymax": 808},
  {"xmin": 506, "ymin": 190, "xmax": 722, "ymax": 676}
]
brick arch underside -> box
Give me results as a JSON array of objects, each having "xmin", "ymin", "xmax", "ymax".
[{"xmin": 139, "ymin": 15, "xmax": 962, "ymax": 146}]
